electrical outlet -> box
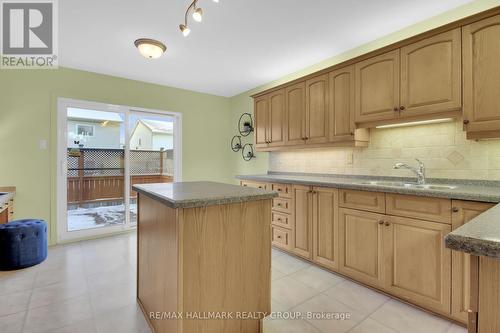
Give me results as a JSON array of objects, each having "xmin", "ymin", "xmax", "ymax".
[
  {"xmin": 39, "ymin": 139, "xmax": 48, "ymax": 150},
  {"xmin": 346, "ymin": 152, "xmax": 354, "ymax": 165}
]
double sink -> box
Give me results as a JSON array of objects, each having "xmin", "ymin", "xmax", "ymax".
[{"xmin": 357, "ymin": 180, "xmax": 457, "ymax": 190}]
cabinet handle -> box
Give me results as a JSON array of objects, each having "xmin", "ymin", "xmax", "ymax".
[
  {"xmin": 277, "ymin": 235, "xmax": 282, "ymax": 239},
  {"xmin": 452, "ymin": 207, "xmax": 459, "ymax": 213},
  {"xmin": 277, "ymin": 203, "xmax": 282, "ymax": 207},
  {"xmin": 378, "ymin": 220, "xmax": 384, "ymax": 225},
  {"xmin": 350, "ymin": 132, "xmax": 354, "ymax": 136},
  {"xmin": 277, "ymin": 218, "xmax": 282, "ymax": 222},
  {"xmin": 393, "ymin": 107, "xmax": 399, "ymax": 112},
  {"xmin": 385, "ymin": 222, "xmax": 390, "ymax": 227},
  {"xmin": 399, "ymin": 106, "xmax": 405, "ymax": 111},
  {"xmin": 463, "ymin": 120, "xmax": 470, "ymax": 125},
  {"xmin": 277, "ymin": 188, "xmax": 282, "ymax": 192}
]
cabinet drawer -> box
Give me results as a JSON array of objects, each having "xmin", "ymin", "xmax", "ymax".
[
  {"xmin": 240, "ymin": 180, "xmax": 268, "ymax": 190},
  {"xmin": 273, "ymin": 197, "xmax": 292, "ymax": 214},
  {"xmin": 339, "ymin": 189, "xmax": 386, "ymax": 213},
  {"xmin": 272, "ymin": 225, "xmax": 291, "ymax": 250},
  {"xmin": 386, "ymin": 194, "xmax": 451, "ymax": 224},
  {"xmin": 272, "ymin": 212, "xmax": 291, "ymax": 229},
  {"xmin": 271, "ymin": 183, "xmax": 292, "ymax": 198}
]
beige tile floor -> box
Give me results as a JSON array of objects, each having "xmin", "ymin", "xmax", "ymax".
[{"xmin": 0, "ymin": 232, "xmax": 466, "ymax": 333}]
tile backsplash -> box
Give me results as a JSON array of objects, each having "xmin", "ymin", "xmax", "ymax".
[{"xmin": 269, "ymin": 119, "xmax": 500, "ymax": 180}]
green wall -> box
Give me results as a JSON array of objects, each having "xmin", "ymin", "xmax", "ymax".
[
  {"xmin": 0, "ymin": 68, "xmax": 232, "ymax": 245},
  {"xmin": 228, "ymin": 0, "xmax": 500, "ymax": 179}
]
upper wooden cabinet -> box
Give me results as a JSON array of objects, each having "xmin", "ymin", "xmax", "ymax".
[
  {"xmin": 253, "ymin": 89, "xmax": 285, "ymax": 148},
  {"xmin": 400, "ymin": 28, "xmax": 462, "ymax": 119},
  {"xmin": 285, "ymin": 82, "xmax": 306, "ymax": 146},
  {"xmin": 451, "ymin": 200, "xmax": 494, "ymax": 323},
  {"xmin": 305, "ymin": 74, "xmax": 329, "ymax": 144},
  {"xmin": 254, "ymin": 95, "xmax": 268, "ymax": 148},
  {"xmin": 463, "ymin": 14, "xmax": 500, "ymax": 139},
  {"xmin": 355, "ymin": 49, "xmax": 400, "ymax": 124},
  {"xmin": 329, "ymin": 66, "xmax": 369, "ymax": 143}
]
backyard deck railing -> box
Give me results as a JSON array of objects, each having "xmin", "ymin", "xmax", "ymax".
[{"xmin": 67, "ymin": 148, "xmax": 173, "ymax": 205}]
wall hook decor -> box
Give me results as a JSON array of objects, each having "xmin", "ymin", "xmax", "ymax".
[
  {"xmin": 238, "ymin": 113, "xmax": 254, "ymax": 137},
  {"xmin": 242, "ymin": 144, "xmax": 255, "ymax": 161},
  {"xmin": 231, "ymin": 135, "xmax": 242, "ymax": 152}
]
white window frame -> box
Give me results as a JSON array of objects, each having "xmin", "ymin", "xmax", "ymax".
[{"xmin": 56, "ymin": 97, "xmax": 182, "ymax": 243}]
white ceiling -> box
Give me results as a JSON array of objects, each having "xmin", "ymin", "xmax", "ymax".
[{"xmin": 60, "ymin": 0, "xmax": 473, "ymax": 97}]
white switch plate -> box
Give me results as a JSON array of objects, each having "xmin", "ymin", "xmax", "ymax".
[{"xmin": 39, "ymin": 139, "xmax": 48, "ymax": 150}]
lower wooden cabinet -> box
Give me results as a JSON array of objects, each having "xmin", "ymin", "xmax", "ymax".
[
  {"xmin": 272, "ymin": 225, "xmax": 291, "ymax": 251},
  {"xmin": 451, "ymin": 200, "xmax": 494, "ymax": 323},
  {"xmin": 292, "ymin": 185, "xmax": 313, "ymax": 259},
  {"xmin": 384, "ymin": 215, "xmax": 451, "ymax": 314},
  {"xmin": 339, "ymin": 208, "xmax": 385, "ymax": 288},
  {"xmin": 312, "ymin": 187, "xmax": 339, "ymax": 271}
]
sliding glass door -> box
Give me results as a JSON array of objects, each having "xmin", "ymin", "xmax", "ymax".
[{"xmin": 57, "ymin": 99, "xmax": 181, "ymax": 242}]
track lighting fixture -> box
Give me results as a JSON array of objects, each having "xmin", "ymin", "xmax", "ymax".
[{"xmin": 179, "ymin": 0, "xmax": 219, "ymax": 37}]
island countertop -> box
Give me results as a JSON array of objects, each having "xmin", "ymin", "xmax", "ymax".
[{"xmin": 133, "ymin": 181, "xmax": 278, "ymax": 209}]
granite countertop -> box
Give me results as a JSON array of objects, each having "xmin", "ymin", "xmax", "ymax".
[
  {"xmin": 132, "ymin": 181, "xmax": 278, "ymax": 209},
  {"xmin": 236, "ymin": 172, "xmax": 500, "ymax": 203},
  {"xmin": 445, "ymin": 204, "xmax": 500, "ymax": 260}
]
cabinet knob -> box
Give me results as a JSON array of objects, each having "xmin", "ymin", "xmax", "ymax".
[
  {"xmin": 350, "ymin": 132, "xmax": 354, "ymax": 136},
  {"xmin": 399, "ymin": 106, "xmax": 405, "ymax": 111},
  {"xmin": 378, "ymin": 220, "xmax": 384, "ymax": 225},
  {"xmin": 452, "ymin": 207, "xmax": 459, "ymax": 213},
  {"xmin": 277, "ymin": 188, "xmax": 282, "ymax": 192},
  {"xmin": 305, "ymin": 137, "xmax": 309, "ymax": 140},
  {"xmin": 463, "ymin": 120, "xmax": 470, "ymax": 125},
  {"xmin": 277, "ymin": 235, "xmax": 282, "ymax": 239},
  {"xmin": 393, "ymin": 107, "xmax": 399, "ymax": 112},
  {"xmin": 277, "ymin": 218, "xmax": 282, "ymax": 222},
  {"xmin": 385, "ymin": 222, "xmax": 390, "ymax": 227}
]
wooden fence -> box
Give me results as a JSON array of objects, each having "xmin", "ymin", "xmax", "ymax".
[{"xmin": 67, "ymin": 148, "xmax": 173, "ymax": 205}]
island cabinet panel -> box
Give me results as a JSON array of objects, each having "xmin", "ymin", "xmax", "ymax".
[
  {"xmin": 305, "ymin": 74, "xmax": 329, "ymax": 144},
  {"xmin": 312, "ymin": 187, "xmax": 339, "ymax": 270},
  {"xmin": 354, "ymin": 49, "xmax": 400, "ymax": 124},
  {"xmin": 339, "ymin": 208, "xmax": 385, "ymax": 288},
  {"xmin": 137, "ymin": 193, "xmax": 272, "ymax": 333},
  {"xmin": 478, "ymin": 256, "xmax": 500, "ymax": 333},
  {"xmin": 268, "ymin": 89, "xmax": 286, "ymax": 147},
  {"xmin": 451, "ymin": 201, "xmax": 494, "ymax": 324},
  {"xmin": 386, "ymin": 193, "xmax": 451, "ymax": 224},
  {"xmin": 463, "ymin": 15, "xmax": 500, "ymax": 139},
  {"xmin": 383, "ymin": 215, "xmax": 451, "ymax": 314},
  {"xmin": 400, "ymin": 28, "xmax": 462, "ymax": 119},
  {"xmin": 285, "ymin": 82, "xmax": 307, "ymax": 146},
  {"xmin": 292, "ymin": 185, "xmax": 312, "ymax": 259},
  {"xmin": 254, "ymin": 95, "xmax": 269, "ymax": 148}
]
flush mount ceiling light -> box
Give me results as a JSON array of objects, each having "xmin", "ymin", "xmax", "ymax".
[
  {"xmin": 179, "ymin": 0, "xmax": 219, "ymax": 37},
  {"xmin": 134, "ymin": 38, "xmax": 167, "ymax": 59}
]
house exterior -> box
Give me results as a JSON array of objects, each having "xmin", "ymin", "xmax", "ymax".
[
  {"xmin": 130, "ymin": 119, "xmax": 173, "ymax": 151},
  {"xmin": 67, "ymin": 108, "xmax": 123, "ymax": 149}
]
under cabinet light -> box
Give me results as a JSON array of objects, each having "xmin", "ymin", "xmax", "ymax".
[{"xmin": 375, "ymin": 118, "xmax": 454, "ymax": 129}]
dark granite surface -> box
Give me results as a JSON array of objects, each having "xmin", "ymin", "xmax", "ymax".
[{"xmin": 133, "ymin": 181, "xmax": 277, "ymax": 209}]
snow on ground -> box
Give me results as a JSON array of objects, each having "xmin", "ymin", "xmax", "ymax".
[{"xmin": 68, "ymin": 203, "xmax": 137, "ymax": 231}]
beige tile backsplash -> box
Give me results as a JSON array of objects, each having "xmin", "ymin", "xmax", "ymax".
[{"xmin": 269, "ymin": 119, "xmax": 500, "ymax": 180}]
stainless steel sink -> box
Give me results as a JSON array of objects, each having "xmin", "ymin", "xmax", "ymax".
[{"xmin": 358, "ymin": 181, "xmax": 457, "ymax": 190}]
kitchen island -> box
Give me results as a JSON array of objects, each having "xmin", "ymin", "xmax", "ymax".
[{"xmin": 132, "ymin": 181, "xmax": 277, "ymax": 333}]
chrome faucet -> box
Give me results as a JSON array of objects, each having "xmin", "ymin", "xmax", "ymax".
[{"xmin": 393, "ymin": 159, "xmax": 426, "ymax": 184}]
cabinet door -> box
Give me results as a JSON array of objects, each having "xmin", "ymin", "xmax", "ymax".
[
  {"xmin": 329, "ymin": 66, "xmax": 355, "ymax": 142},
  {"xmin": 268, "ymin": 89, "xmax": 286, "ymax": 147},
  {"xmin": 355, "ymin": 50, "xmax": 400, "ymax": 124},
  {"xmin": 339, "ymin": 208, "xmax": 385, "ymax": 287},
  {"xmin": 292, "ymin": 185, "xmax": 312, "ymax": 259},
  {"xmin": 312, "ymin": 187, "xmax": 339, "ymax": 271},
  {"xmin": 400, "ymin": 29, "xmax": 462, "ymax": 118},
  {"xmin": 463, "ymin": 15, "xmax": 500, "ymax": 137},
  {"xmin": 384, "ymin": 216, "xmax": 451, "ymax": 314},
  {"xmin": 285, "ymin": 82, "xmax": 306, "ymax": 146},
  {"xmin": 254, "ymin": 95, "xmax": 269, "ymax": 148},
  {"xmin": 451, "ymin": 201, "xmax": 494, "ymax": 323},
  {"xmin": 305, "ymin": 74, "xmax": 329, "ymax": 144}
]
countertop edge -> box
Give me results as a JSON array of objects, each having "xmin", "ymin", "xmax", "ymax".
[{"xmin": 133, "ymin": 185, "xmax": 278, "ymax": 209}]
